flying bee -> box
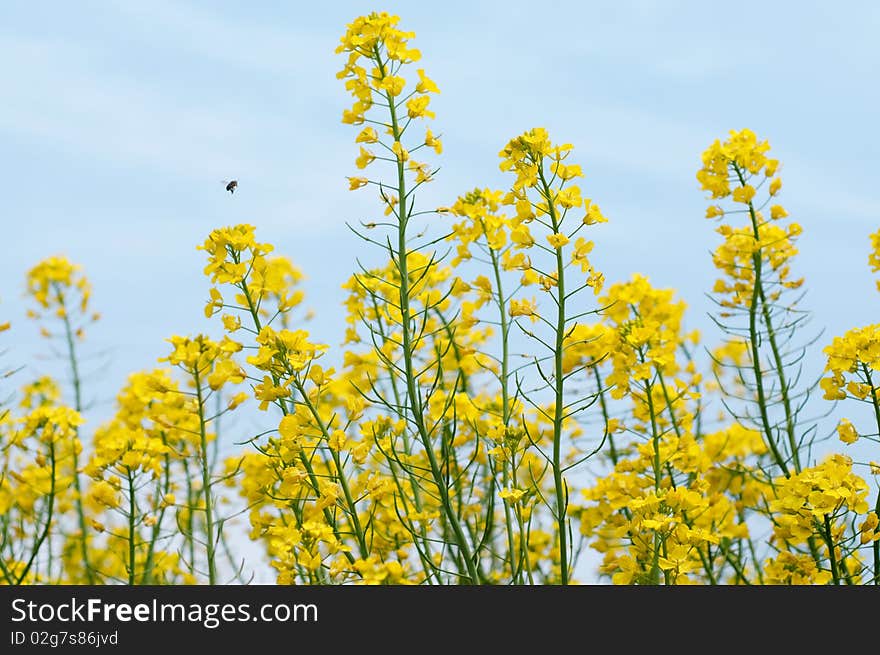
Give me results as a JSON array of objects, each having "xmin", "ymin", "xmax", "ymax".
[{"xmin": 222, "ymin": 179, "xmax": 238, "ymax": 194}]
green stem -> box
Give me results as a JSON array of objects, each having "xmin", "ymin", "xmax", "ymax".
[
  {"xmin": 184, "ymin": 464, "xmax": 196, "ymax": 574},
  {"xmin": 643, "ymin": 374, "xmax": 664, "ymax": 585},
  {"xmin": 593, "ymin": 366, "xmax": 619, "ymax": 465},
  {"xmin": 293, "ymin": 379, "xmax": 368, "ymax": 559},
  {"xmin": 369, "ymin": 297, "xmax": 437, "ymax": 581},
  {"xmin": 730, "ymin": 169, "xmax": 791, "ymax": 479},
  {"xmin": 56, "ymin": 290, "xmax": 92, "ymax": 583},
  {"xmin": 536, "ymin": 165, "xmax": 570, "ymax": 585},
  {"xmin": 16, "ymin": 439, "xmax": 56, "ymax": 584},
  {"xmin": 376, "ymin": 48, "xmax": 479, "ymax": 583},
  {"xmin": 192, "ymin": 363, "xmax": 216, "ymax": 584},
  {"xmin": 485, "ymin": 235, "xmax": 521, "ymax": 582},
  {"xmin": 655, "ymin": 369, "xmax": 718, "ymax": 585},
  {"xmin": 127, "ymin": 470, "xmax": 137, "ymax": 585},
  {"xmin": 756, "ymin": 285, "xmax": 800, "ymax": 472},
  {"xmin": 735, "ymin": 166, "xmax": 800, "ymax": 472},
  {"xmin": 734, "ymin": 166, "xmax": 828, "ymax": 571},
  {"xmin": 823, "ymin": 513, "xmax": 840, "ymax": 585},
  {"xmin": 141, "ymin": 446, "xmax": 172, "ymax": 584}
]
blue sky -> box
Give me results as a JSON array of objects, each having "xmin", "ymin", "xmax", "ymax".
[{"xmin": 3, "ymin": 1, "xmax": 880, "ymax": 580}]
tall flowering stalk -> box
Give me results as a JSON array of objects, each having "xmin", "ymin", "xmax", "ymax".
[
  {"xmin": 697, "ymin": 129, "xmax": 874, "ymax": 584},
  {"xmin": 698, "ymin": 130, "xmax": 809, "ymax": 476},
  {"xmin": 201, "ymin": 226, "xmax": 386, "ymax": 583},
  {"xmin": 336, "ymin": 12, "xmax": 484, "ymax": 582},
  {"xmin": 578, "ymin": 276, "xmax": 765, "ymax": 584},
  {"xmin": 25, "ymin": 257, "xmax": 99, "ymax": 582},
  {"xmin": 446, "ymin": 189, "xmax": 532, "ymax": 582},
  {"xmin": 161, "ymin": 336, "xmax": 246, "ymax": 584},
  {"xmin": 493, "ymin": 128, "xmax": 608, "ymax": 583}
]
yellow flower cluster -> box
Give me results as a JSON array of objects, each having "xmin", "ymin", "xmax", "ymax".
[
  {"xmin": 597, "ymin": 274, "xmax": 697, "ymax": 399},
  {"xmin": 200, "ymin": 225, "xmax": 306, "ymax": 331},
  {"xmin": 821, "ymin": 324, "xmax": 880, "ymax": 401},
  {"xmin": 698, "ymin": 129, "xmax": 802, "ymax": 309},
  {"xmin": 581, "ymin": 421, "xmax": 763, "ymax": 585},
  {"xmin": 26, "ymin": 255, "xmax": 99, "ymax": 340},
  {"xmin": 764, "ymin": 455, "xmax": 873, "ymax": 584},
  {"xmin": 26, "ymin": 256, "xmax": 90, "ymax": 314},
  {"xmin": 336, "ymin": 12, "xmax": 441, "ymax": 198},
  {"xmin": 770, "ymin": 454, "xmax": 869, "ymax": 542},
  {"xmin": 0, "ymin": 404, "xmax": 83, "ymax": 583}
]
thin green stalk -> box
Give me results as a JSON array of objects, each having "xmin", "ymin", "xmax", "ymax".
[
  {"xmin": 655, "ymin": 369, "xmax": 718, "ymax": 585},
  {"xmin": 823, "ymin": 513, "xmax": 840, "ymax": 585},
  {"xmin": 593, "ymin": 366, "xmax": 619, "ymax": 465},
  {"xmin": 127, "ymin": 470, "xmax": 137, "ymax": 585},
  {"xmin": 192, "ymin": 364, "xmax": 216, "ymax": 584},
  {"xmin": 735, "ymin": 166, "xmax": 800, "ymax": 474},
  {"xmin": 485, "ymin": 235, "xmax": 522, "ymax": 583},
  {"xmin": 16, "ymin": 440, "xmax": 56, "ymax": 585},
  {"xmin": 643, "ymin": 374, "xmax": 664, "ymax": 585},
  {"xmin": 734, "ymin": 166, "xmax": 829, "ymax": 572},
  {"xmin": 537, "ymin": 165, "xmax": 570, "ymax": 585},
  {"xmin": 56, "ymin": 290, "xmax": 93, "ymax": 583},
  {"xmin": 184, "ymin": 463, "xmax": 196, "ymax": 574},
  {"xmin": 293, "ymin": 378, "xmax": 368, "ymax": 559},
  {"xmin": 756, "ymin": 287, "xmax": 800, "ymax": 471},
  {"xmin": 368, "ymin": 295, "xmax": 437, "ymax": 581},
  {"xmin": 376, "ymin": 48, "xmax": 479, "ymax": 583},
  {"xmin": 875, "ymin": 489, "xmax": 880, "ymax": 585},
  {"xmin": 140, "ymin": 446, "xmax": 172, "ymax": 584},
  {"xmin": 734, "ymin": 180, "xmax": 790, "ymax": 479}
]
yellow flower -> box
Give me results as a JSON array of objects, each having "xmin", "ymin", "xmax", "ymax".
[
  {"xmin": 278, "ymin": 415, "xmax": 300, "ymax": 441},
  {"xmin": 510, "ymin": 225, "xmax": 534, "ymax": 249},
  {"xmin": 732, "ymin": 184, "xmax": 756, "ymax": 204},
  {"xmin": 425, "ymin": 128, "xmax": 442, "ymax": 154},
  {"xmin": 391, "ymin": 140, "xmax": 409, "ymax": 162},
  {"xmin": 89, "ymin": 480, "xmax": 120, "ymax": 509},
  {"xmin": 770, "ymin": 204, "xmax": 788, "ymax": 219},
  {"xmin": 837, "ymin": 418, "xmax": 858, "ymax": 444},
  {"xmin": 355, "ymin": 147, "xmax": 375, "ymax": 169},
  {"xmin": 406, "ymin": 95, "xmax": 435, "ymax": 119},
  {"xmin": 329, "ymin": 430, "xmax": 347, "ymax": 452},
  {"xmin": 705, "ymin": 205, "xmax": 724, "ymax": 219},
  {"xmin": 415, "ymin": 68, "xmax": 439, "ymax": 94},
  {"xmin": 499, "ymin": 488, "xmax": 526, "ymax": 504},
  {"xmin": 378, "ymin": 75, "xmax": 406, "ymax": 97},
  {"xmin": 583, "ymin": 199, "xmax": 607, "ymax": 225},
  {"xmin": 221, "ymin": 313, "xmax": 241, "ymax": 332},
  {"xmin": 355, "ymin": 127, "xmax": 378, "ymax": 143},
  {"xmin": 547, "ymin": 233, "xmax": 569, "ymax": 249},
  {"xmin": 509, "ymin": 298, "xmax": 538, "ymax": 321}
]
